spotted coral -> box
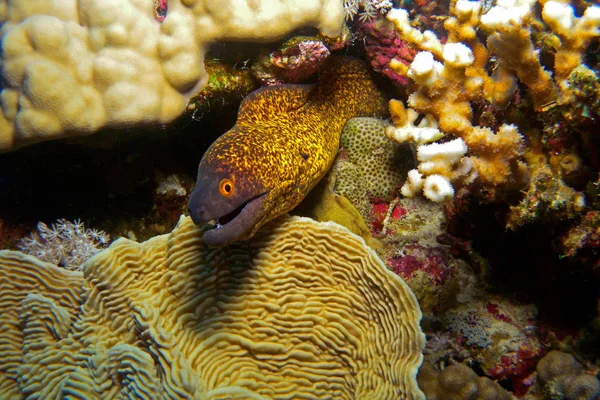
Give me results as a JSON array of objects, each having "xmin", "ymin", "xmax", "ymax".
[
  {"xmin": 338, "ymin": 117, "xmax": 411, "ymax": 198},
  {"xmin": 0, "ymin": 215, "xmax": 426, "ymax": 399}
]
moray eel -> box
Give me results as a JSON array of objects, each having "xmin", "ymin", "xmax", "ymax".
[{"xmin": 188, "ymin": 56, "xmax": 388, "ymax": 247}]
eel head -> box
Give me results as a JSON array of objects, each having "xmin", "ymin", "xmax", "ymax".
[{"xmin": 187, "ymin": 160, "xmax": 269, "ymax": 247}]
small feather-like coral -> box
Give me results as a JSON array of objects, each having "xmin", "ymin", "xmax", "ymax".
[
  {"xmin": 17, "ymin": 219, "xmax": 110, "ymax": 271},
  {"xmin": 0, "ymin": 215, "xmax": 425, "ymax": 399}
]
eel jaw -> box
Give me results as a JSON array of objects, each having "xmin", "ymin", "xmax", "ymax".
[{"xmin": 202, "ymin": 192, "xmax": 268, "ymax": 247}]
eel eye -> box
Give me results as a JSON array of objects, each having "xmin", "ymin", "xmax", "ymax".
[{"xmin": 219, "ymin": 178, "xmax": 234, "ymax": 197}]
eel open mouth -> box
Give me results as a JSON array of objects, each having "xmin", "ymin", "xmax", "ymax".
[
  {"xmin": 204, "ymin": 192, "xmax": 268, "ymax": 247},
  {"xmin": 214, "ymin": 201, "xmax": 247, "ymax": 227}
]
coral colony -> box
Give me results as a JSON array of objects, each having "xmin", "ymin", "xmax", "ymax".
[
  {"xmin": 17, "ymin": 219, "xmax": 110, "ymax": 271},
  {"xmin": 0, "ymin": 0, "xmax": 345, "ymax": 151},
  {"xmin": 384, "ymin": 0, "xmax": 600, "ymax": 204},
  {"xmin": 0, "ymin": 0, "xmax": 600, "ymax": 399}
]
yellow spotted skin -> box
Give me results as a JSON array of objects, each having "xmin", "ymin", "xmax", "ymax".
[{"xmin": 196, "ymin": 56, "xmax": 388, "ymax": 242}]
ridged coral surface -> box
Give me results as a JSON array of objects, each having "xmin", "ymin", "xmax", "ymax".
[
  {"xmin": 0, "ymin": 251, "xmax": 83, "ymax": 398},
  {"xmin": 0, "ymin": 215, "xmax": 425, "ymax": 399}
]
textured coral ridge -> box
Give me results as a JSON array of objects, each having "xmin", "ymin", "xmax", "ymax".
[
  {"xmin": 0, "ymin": 251, "xmax": 83, "ymax": 398},
  {"xmin": 0, "ymin": 0, "xmax": 344, "ymax": 152},
  {"xmin": 0, "ymin": 215, "xmax": 426, "ymax": 399}
]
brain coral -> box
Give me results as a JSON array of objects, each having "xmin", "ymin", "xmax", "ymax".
[
  {"xmin": 0, "ymin": 251, "xmax": 83, "ymax": 398},
  {"xmin": 0, "ymin": 0, "xmax": 344, "ymax": 152},
  {"xmin": 0, "ymin": 215, "xmax": 425, "ymax": 399},
  {"xmin": 536, "ymin": 350, "xmax": 600, "ymax": 400},
  {"xmin": 417, "ymin": 362, "xmax": 513, "ymax": 400},
  {"xmin": 337, "ymin": 117, "xmax": 413, "ymax": 199}
]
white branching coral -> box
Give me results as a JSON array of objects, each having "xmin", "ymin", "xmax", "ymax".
[
  {"xmin": 386, "ymin": 8, "xmax": 443, "ymax": 59},
  {"xmin": 344, "ymin": 0, "xmax": 393, "ymax": 21},
  {"xmin": 17, "ymin": 219, "xmax": 110, "ymax": 271},
  {"xmin": 384, "ymin": 0, "xmax": 599, "ymax": 203},
  {"xmin": 386, "ymin": 100, "xmax": 442, "ymax": 145},
  {"xmin": 479, "ymin": 0, "xmax": 559, "ymax": 109},
  {"xmin": 422, "ymin": 174, "xmax": 456, "ymax": 202},
  {"xmin": 406, "ymin": 137, "xmax": 469, "ymax": 201},
  {"xmin": 541, "ymin": 1, "xmax": 600, "ymax": 97},
  {"xmin": 385, "ymin": 100, "xmax": 468, "ymax": 202}
]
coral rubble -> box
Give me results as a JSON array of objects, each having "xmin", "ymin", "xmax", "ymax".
[
  {"xmin": 443, "ymin": 299, "xmax": 543, "ymax": 395},
  {"xmin": 356, "ymin": 14, "xmax": 417, "ymax": 86},
  {"xmin": 250, "ymin": 30, "xmax": 351, "ymax": 86}
]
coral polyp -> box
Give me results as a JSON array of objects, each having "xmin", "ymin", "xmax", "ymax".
[{"xmin": 18, "ymin": 219, "xmax": 110, "ymax": 271}]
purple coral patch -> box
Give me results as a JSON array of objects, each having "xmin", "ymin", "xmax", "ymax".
[
  {"xmin": 154, "ymin": 0, "xmax": 167, "ymax": 23},
  {"xmin": 270, "ymin": 40, "xmax": 330, "ymax": 84},
  {"xmin": 356, "ymin": 15, "xmax": 416, "ymax": 86},
  {"xmin": 388, "ymin": 245, "xmax": 452, "ymax": 285},
  {"xmin": 487, "ymin": 345, "xmax": 542, "ymax": 396}
]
